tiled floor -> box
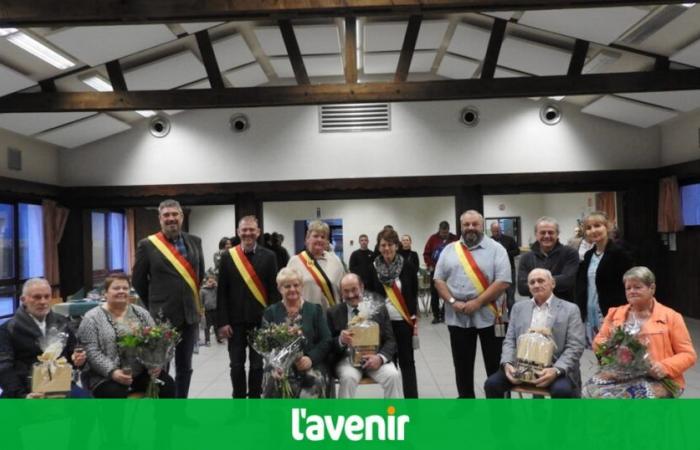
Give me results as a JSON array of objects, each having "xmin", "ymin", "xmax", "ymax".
[{"xmin": 188, "ymin": 310, "xmax": 700, "ymax": 398}]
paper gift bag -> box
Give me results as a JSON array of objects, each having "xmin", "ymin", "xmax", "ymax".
[
  {"xmin": 349, "ymin": 322, "xmax": 380, "ymax": 367},
  {"xmin": 31, "ymin": 360, "xmax": 72, "ymax": 397}
]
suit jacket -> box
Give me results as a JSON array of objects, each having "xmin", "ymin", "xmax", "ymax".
[
  {"xmin": 501, "ymin": 296, "xmax": 585, "ymax": 388},
  {"xmin": 326, "ymin": 302, "xmax": 397, "ymax": 370},
  {"xmin": 216, "ymin": 246, "xmax": 280, "ymax": 327},
  {"xmin": 132, "ymin": 231, "xmax": 205, "ymax": 327},
  {"xmin": 575, "ymin": 240, "xmax": 634, "ymax": 322},
  {"xmin": 0, "ymin": 308, "xmax": 78, "ymax": 398}
]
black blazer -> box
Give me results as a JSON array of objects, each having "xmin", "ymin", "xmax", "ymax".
[
  {"xmin": 132, "ymin": 231, "xmax": 205, "ymax": 327},
  {"xmin": 367, "ymin": 257, "xmax": 418, "ymax": 318},
  {"xmin": 326, "ymin": 302, "xmax": 397, "ymax": 369},
  {"xmin": 0, "ymin": 308, "xmax": 78, "ymax": 398},
  {"xmin": 575, "ymin": 240, "xmax": 634, "ymax": 322},
  {"xmin": 216, "ymin": 246, "xmax": 280, "ymax": 327}
]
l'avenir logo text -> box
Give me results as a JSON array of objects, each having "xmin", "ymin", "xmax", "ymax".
[{"xmin": 291, "ymin": 406, "xmax": 410, "ymax": 441}]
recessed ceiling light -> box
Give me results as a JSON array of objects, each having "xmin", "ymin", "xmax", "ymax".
[
  {"xmin": 82, "ymin": 74, "xmax": 156, "ymax": 118},
  {"xmin": 682, "ymin": 3, "xmax": 696, "ymax": 8},
  {"xmin": 7, "ymin": 32, "xmax": 75, "ymax": 69},
  {"xmin": 0, "ymin": 28, "xmax": 18, "ymax": 37}
]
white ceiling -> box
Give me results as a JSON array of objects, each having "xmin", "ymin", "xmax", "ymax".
[
  {"xmin": 1, "ymin": 5, "xmax": 700, "ymax": 148},
  {"xmin": 581, "ymin": 95, "xmax": 678, "ymax": 128}
]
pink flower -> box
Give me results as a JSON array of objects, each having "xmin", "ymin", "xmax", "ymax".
[{"xmin": 617, "ymin": 346, "xmax": 634, "ymax": 365}]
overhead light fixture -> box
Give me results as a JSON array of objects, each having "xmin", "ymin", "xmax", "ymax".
[
  {"xmin": 82, "ymin": 74, "xmax": 156, "ymax": 118},
  {"xmin": 0, "ymin": 28, "xmax": 18, "ymax": 37},
  {"xmin": 6, "ymin": 32, "xmax": 75, "ymax": 69},
  {"xmin": 548, "ymin": 96, "xmax": 565, "ymax": 101},
  {"xmin": 682, "ymin": 3, "xmax": 695, "ymax": 8}
]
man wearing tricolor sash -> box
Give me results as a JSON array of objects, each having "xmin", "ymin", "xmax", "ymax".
[
  {"xmin": 133, "ymin": 199, "xmax": 205, "ymax": 398},
  {"xmin": 434, "ymin": 210, "xmax": 511, "ymax": 398},
  {"xmin": 217, "ymin": 216, "xmax": 279, "ymax": 398}
]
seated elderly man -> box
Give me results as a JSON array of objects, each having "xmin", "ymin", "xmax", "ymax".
[
  {"xmin": 484, "ymin": 268, "xmax": 585, "ymax": 398},
  {"xmin": 0, "ymin": 278, "xmax": 87, "ymax": 398},
  {"xmin": 327, "ymin": 273, "xmax": 402, "ymax": 398}
]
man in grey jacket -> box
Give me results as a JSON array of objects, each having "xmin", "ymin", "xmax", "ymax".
[{"xmin": 485, "ymin": 268, "xmax": 585, "ymax": 398}]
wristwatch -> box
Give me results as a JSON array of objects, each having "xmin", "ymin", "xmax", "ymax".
[
  {"xmin": 554, "ymin": 367, "xmax": 562, "ymax": 377},
  {"xmin": 448, "ymin": 297, "xmax": 456, "ymax": 305}
]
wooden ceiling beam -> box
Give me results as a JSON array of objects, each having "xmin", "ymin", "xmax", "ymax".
[
  {"xmin": 105, "ymin": 60, "xmax": 127, "ymax": 91},
  {"xmin": 1, "ymin": 69, "xmax": 699, "ymax": 112},
  {"xmin": 394, "ymin": 15, "xmax": 422, "ymax": 83},
  {"xmin": 344, "ymin": 17, "xmax": 358, "ymax": 84},
  {"xmin": 195, "ymin": 30, "xmax": 225, "ymax": 89},
  {"xmin": 279, "ymin": 19, "xmax": 310, "ymax": 85},
  {"xmin": 0, "ymin": 1, "xmax": 689, "ymax": 27},
  {"xmin": 480, "ymin": 18, "xmax": 507, "ymax": 79}
]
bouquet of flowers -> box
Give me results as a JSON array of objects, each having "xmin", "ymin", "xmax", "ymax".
[
  {"xmin": 249, "ymin": 317, "xmax": 305, "ymax": 398},
  {"xmin": 584, "ymin": 326, "xmax": 680, "ymax": 398},
  {"xmin": 117, "ymin": 319, "xmax": 181, "ymax": 398}
]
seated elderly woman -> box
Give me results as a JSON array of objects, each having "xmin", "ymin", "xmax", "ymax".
[
  {"xmin": 583, "ymin": 266, "xmax": 697, "ymax": 398},
  {"xmin": 78, "ymin": 273, "xmax": 176, "ymax": 398},
  {"xmin": 287, "ymin": 220, "xmax": 345, "ymax": 312},
  {"xmin": 261, "ymin": 267, "xmax": 332, "ymax": 398}
]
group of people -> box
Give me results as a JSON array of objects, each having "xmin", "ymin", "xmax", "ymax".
[{"xmin": 0, "ymin": 198, "xmax": 696, "ymax": 399}]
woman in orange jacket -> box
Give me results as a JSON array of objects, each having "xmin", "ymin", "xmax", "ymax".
[{"xmin": 584, "ymin": 266, "xmax": 696, "ymax": 398}]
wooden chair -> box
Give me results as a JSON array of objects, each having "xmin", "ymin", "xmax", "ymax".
[{"xmin": 510, "ymin": 385, "xmax": 551, "ymax": 398}]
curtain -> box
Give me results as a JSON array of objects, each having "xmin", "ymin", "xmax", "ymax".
[
  {"xmin": 595, "ymin": 192, "xmax": 617, "ymax": 225},
  {"xmin": 124, "ymin": 208, "xmax": 136, "ymax": 274},
  {"xmin": 658, "ymin": 176, "xmax": 684, "ymax": 232},
  {"xmin": 42, "ymin": 200, "xmax": 69, "ymax": 295}
]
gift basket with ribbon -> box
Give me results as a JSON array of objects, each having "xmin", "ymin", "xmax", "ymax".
[
  {"xmin": 31, "ymin": 328, "xmax": 72, "ymax": 397},
  {"xmin": 514, "ymin": 310, "xmax": 557, "ymax": 383},
  {"xmin": 347, "ymin": 294, "xmax": 383, "ymax": 368}
]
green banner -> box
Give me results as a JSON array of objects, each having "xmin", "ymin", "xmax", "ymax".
[{"xmin": 1, "ymin": 400, "xmax": 696, "ymax": 450}]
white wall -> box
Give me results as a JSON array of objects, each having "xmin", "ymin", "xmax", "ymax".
[
  {"xmin": 0, "ymin": 128, "xmax": 60, "ymax": 184},
  {"xmin": 187, "ymin": 204, "xmax": 237, "ymax": 272},
  {"xmin": 660, "ymin": 110, "xmax": 700, "ymax": 166},
  {"xmin": 58, "ymin": 98, "xmax": 661, "ymax": 186},
  {"xmin": 484, "ymin": 192, "xmax": 596, "ymax": 249},
  {"xmin": 263, "ymin": 196, "xmax": 455, "ymax": 267}
]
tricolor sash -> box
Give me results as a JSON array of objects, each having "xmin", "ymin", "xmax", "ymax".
[
  {"xmin": 383, "ymin": 281, "xmax": 414, "ymax": 327},
  {"xmin": 298, "ymin": 250, "xmax": 336, "ymax": 307},
  {"xmin": 229, "ymin": 245, "xmax": 268, "ymax": 308},
  {"xmin": 148, "ymin": 232, "xmax": 202, "ymax": 314},
  {"xmin": 455, "ymin": 243, "xmax": 505, "ymax": 321}
]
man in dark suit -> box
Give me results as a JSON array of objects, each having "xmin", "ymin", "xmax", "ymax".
[
  {"xmin": 349, "ymin": 234, "xmax": 374, "ymax": 288},
  {"xmin": 327, "ymin": 273, "xmax": 401, "ymax": 398},
  {"xmin": 216, "ymin": 215, "xmax": 279, "ymax": 398},
  {"xmin": 0, "ymin": 278, "xmax": 87, "ymax": 398},
  {"xmin": 490, "ymin": 222, "xmax": 520, "ymax": 312},
  {"xmin": 132, "ymin": 199, "xmax": 205, "ymax": 398}
]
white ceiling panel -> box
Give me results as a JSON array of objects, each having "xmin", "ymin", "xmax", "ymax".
[
  {"xmin": 0, "ymin": 112, "xmax": 94, "ymax": 135},
  {"xmin": 35, "ymin": 114, "xmax": 131, "ymax": 148},
  {"xmin": 482, "ymin": 11, "xmax": 515, "ymax": 20},
  {"xmin": 295, "ymin": 25, "xmax": 341, "ymax": 54},
  {"xmin": 256, "ymin": 27, "xmax": 287, "ymax": 56},
  {"xmin": 364, "ymin": 52, "xmax": 400, "ymax": 74},
  {"xmin": 581, "ymin": 95, "xmax": 677, "ymax": 128},
  {"xmin": 269, "ymin": 57, "xmax": 294, "ymax": 78},
  {"xmin": 180, "ymin": 22, "xmax": 223, "ymax": 34},
  {"xmin": 411, "ymin": 51, "xmax": 437, "ymax": 72},
  {"xmin": 437, "ymin": 54, "xmax": 479, "ymax": 79},
  {"xmin": 619, "ymin": 90, "xmax": 700, "ymax": 113},
  {"xmin": 415, "ymin": 20, "xmax": 449, "ymax": 50},
  {"xmin": 494, "ymin": 66, "xmax": 528, "ymax": 78},
  {"xmin": 519, "ymin": 7, "xmax": 648, "ymax": 45},
  {"xmin": 46, "ymin": 25, "xmax": 175, "ymax": 66},
  {"xmin": 364, "ymin": 22, "xmax": 407, "ymax": 52},
  {"xmin": 212, "ymin": 34, "xmax": 256, "ymax": 71},
  {"xmin": 125, "ymin": 51, "xmax": 206, "ymax": 90},
  {"xmin": 672, "ymin": 39, "xmax": 700, "ymax": 67},
  {"xmin": 304, "ymin": 55, "xmax": 344, "ymax": 77},
  {"xmin": 499, "ymin": 36, "xmax": 570, "ymax": 76},
  {"xmin": 0, "ymin": 64, "xmax": 35, "ymax": 96},
  {"xmin": 447, "ymin": 23, "xmax": 492, "ymax": 60},
  {"xmin": 224, "ymin": 64, "xmax": 268, "ymax": 87}
]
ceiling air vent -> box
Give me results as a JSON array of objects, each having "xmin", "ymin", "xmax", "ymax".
[{"xmin": 319, "ymin": 103, "xmax": 390, "ymax": 133}]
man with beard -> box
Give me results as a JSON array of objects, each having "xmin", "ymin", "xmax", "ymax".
[
  {"xmin": 434, "ymin": 210, "xmax": 511, "ymax": 398},
  {"xmin": 133, "ymin": 199, "xmax": 205, "ymax": 398},
  {"xmin": 517, "ymin": 217, "xmax": 579, "ymax": 303},
  {"xmin": 217, "ymin": 215, "xmax": 279, "ymax": 398}
]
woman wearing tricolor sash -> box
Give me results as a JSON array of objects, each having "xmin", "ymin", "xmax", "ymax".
[
  {"xmin": 368, "ymin": 228, "xmax": 419, "ymax": 398},
  {"xmin": 287, "ymin": 220, "xmax": 345, "ymax": 313}
]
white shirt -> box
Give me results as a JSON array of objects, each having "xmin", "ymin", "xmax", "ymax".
[
  {"xmin": 530, "ymin": 294, "xmax": 554, "ymax": 328},
  {"xmin": 30, "ymin": 314, "xmax": 47, "ymax": 336}
]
